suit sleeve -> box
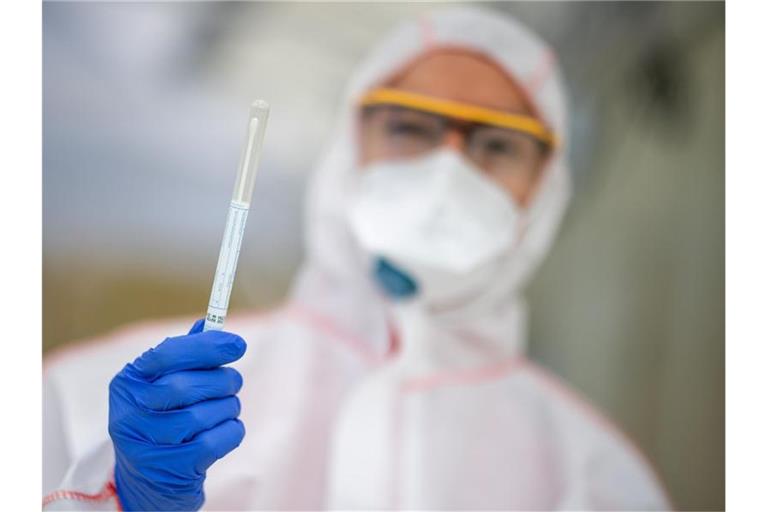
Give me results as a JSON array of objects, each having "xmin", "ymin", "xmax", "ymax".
[{"xmin": 43, "ymin": 372, "xmax": 122, "ymax": 511}]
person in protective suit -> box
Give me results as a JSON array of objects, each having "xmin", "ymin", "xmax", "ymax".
[{"xmin": 43, "ymin": 8, "xmax": 671, "ymax": 511}]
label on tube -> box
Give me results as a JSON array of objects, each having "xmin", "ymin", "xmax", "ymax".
[{"xmin": 204, "ymin": 199, "xmax": 250, "ymax": 331}]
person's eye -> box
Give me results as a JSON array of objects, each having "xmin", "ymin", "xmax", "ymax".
[
  {"xmin": 386, "ymin": 120, "xmax": 434, "ymax": 138},
  {"xmin": 483, "ymin": 138, "xmax": 519, "ymax": 156}
]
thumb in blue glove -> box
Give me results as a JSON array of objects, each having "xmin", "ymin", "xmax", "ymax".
[{"xmin": 109, "ymin": 319, "xmax": 247, "ymax": 511}]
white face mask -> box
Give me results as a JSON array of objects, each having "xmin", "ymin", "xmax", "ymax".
[{"xmin": 347, "ymin": 149, "xmax": 523, "ymax": 304}]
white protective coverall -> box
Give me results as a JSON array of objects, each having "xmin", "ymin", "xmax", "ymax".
[{"xmin": 43, "ymin": 8, "xmax": 672, "ymax": 510}]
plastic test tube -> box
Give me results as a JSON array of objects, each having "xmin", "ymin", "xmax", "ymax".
[{"xmin": 203, "ymin": 101, "xmax": 270, "ymax": 331}]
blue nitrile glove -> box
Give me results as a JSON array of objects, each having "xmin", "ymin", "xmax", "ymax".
[{"xmin": 108, "ymin": 319, "xmax": 247, "ymax": 511}]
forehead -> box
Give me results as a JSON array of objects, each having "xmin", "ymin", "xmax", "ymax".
[{"xmin": 386, "ymin": 50, "xmax": 532, "ymax": 115}]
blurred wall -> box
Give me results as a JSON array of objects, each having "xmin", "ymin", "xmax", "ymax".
[
  {"xmin": 43, "ymin": 2, "xmax": 724, "ymax": 509},
  {"xmin": 526, "ymin": 6, "xmax": 724, "ymax": 509}
]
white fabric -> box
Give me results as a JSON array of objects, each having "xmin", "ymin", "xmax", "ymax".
[{"xmin": 43, "ymin": 6, "xmax": 671, "ymax": 510}]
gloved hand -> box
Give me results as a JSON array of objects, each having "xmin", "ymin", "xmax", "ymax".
[{"xmin": 108, "ymin": 319, "xmax": 247, "ymax": 511}]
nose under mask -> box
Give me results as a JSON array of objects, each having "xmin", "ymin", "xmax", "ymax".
[{"xmin": 347, "ymin": 149, "xmax": 522, "ymax": 304}]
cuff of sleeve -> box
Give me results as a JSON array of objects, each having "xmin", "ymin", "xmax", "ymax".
[{"xmin": 42, "ymin": 479, "xmax": 121, "ymax": 511}]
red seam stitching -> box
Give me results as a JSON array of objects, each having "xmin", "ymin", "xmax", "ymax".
[
  {"xmin": 419, "ymin": 16, "xmax": 436, "ymax": 48},
  {"xmin": 110, "ymin": 472, "xmax": 123, "ymax": 511},
  {"xmin": 43, "ymin": 307, "xmax": 279, "ymax": 375},
  {"xmin": 519, "ymin": 360, "xmax": 676, "ymax": 509},
  {"xmin": 401, "ymin": 356, "xmax": 524, "ymax": 393},
  {"xmin": 391, "ymin": 356, "xmax": 523, "ymax": 509},
  {"xmin": 43, "ymin": 480, "xmax": 118, "ymax": 508},
  {"xmin": 525, "ymin": 48, "xmax": 556, "ymax": 96},
  {"xmin": 284, "ymin": 302, "xmax": 382, "ymax": 365}
]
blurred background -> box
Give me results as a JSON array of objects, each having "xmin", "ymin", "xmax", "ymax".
[{"xmin": 43, "ymin": 2, "xmax": 724, "ymax": 509}]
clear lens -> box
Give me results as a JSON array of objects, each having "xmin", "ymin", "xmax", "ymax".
[
  {"xmin": 466, "ymin": 125, "xmax": 544, "ymax": 177},
  {"xmin": 362, "ymin": 105, "xmax": 445, "ymax": 159},
  {"xmin": 360, "ymin": 105, "xmax": 544, "ymax": 176}
]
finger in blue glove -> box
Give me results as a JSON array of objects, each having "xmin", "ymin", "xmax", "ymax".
[{"xmin": 109, "ymin": 320, "xmax": 247, "ymax": 511}]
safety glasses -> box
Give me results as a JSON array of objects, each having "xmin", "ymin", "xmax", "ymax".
[
  {"xmin": 358, "ymin": 88, "xmax": 556, "ymax": 177},
  {"xmin": 360, "ymin": 88, "xmax": 556, "ymax": 147}
]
